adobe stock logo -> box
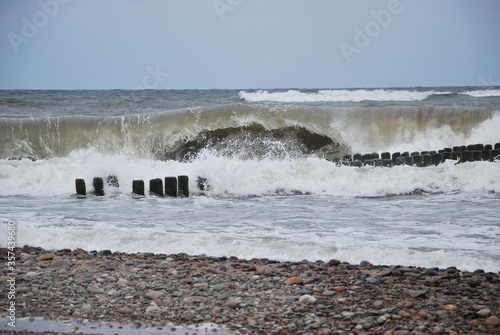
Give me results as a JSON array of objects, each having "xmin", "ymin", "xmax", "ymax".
[
  {"xmin": 134, "ymin": 65, "xmax": 169, "ymax": 90},
  {"xmin": 7, "ymin": 0, "xmax": 70, "ymax": 54},
  {"xmin": 213, "ymin": 0, "xmax": 243, "ymax": 21},
  {"xmin": 339, "ymin": 0, "xmax": 405, "ymax": 64}
]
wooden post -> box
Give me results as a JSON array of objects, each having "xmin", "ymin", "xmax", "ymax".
[
  {"xmin": 106, "ymin": 175, "xmax": 119, "ymax": 187},
  {"xmin": 178, "ymin": 175, "xmax": 189, "ymax": 197},
  {"xmin": 394, "ymin": 157, "xmax": 405, "ymax": 166},
  {"xmin": 132, "ymin": 180, "xmax": 145, "ymax": 196},
  {"xmin": 93, "ymin": 177, "xmax": 104, "ymax": 196},
  {"xmin": 75, "ymin": 179, "xmax": 86, "ymax": 196},
  {"xmin": 165, "ymin": 176, "xmax": 178, "ymax": 197},
  {"xmin": 391, "ymin": 152, "xmax": 401, "ymax": 162},
  {"xmin": 443, "ymin": 152, "xmax": 453, "ymax": 161},
  {"xmin": 149, "ymin": 178, "xmax": 164, "ymax": 197},
  {"xmin": 414, "ymin": 155, "xmax": 423, "ymax": 167},
  {"xmin": 432, "ymin": 153, "xmax": 443, "ymax": 166},
  {"xmin": 461, "ymin": 150, "xmax": 473, "ymax": 163},
  {"xmin": 472, "ymin": 150, "xmax": 482, "ymax": 161}
]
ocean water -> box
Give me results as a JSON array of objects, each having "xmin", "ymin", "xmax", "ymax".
[{"xmin": 1, "ymin": 88, "xmax": 499, "ymax": 272}]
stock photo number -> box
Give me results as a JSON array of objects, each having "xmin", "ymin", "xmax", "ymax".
[{"xmin": 6, "ymin": 220, "xmax": 17, "ymax": 327}]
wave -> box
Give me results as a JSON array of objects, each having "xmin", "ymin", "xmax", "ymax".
[
  {"xmin": 239, "ymin": 88, "xmax": 500, "ymax": 103},
  {"xmin": 0, "ymin": 104, "xmax": 499, "ymax": 161},
  {"xmin": 238, "ymin": 89, "xmax": 439, "ymax": 103},
  {"xmin": 463, "ymin": 89, "xmax": 500, "ymax": 98}
]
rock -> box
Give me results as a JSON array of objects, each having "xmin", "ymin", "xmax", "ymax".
[
  {"xmin": 51, "ymin": 259, "xmax": 71, "ymax": 268},
  {"xmin": 485, "ymin": 315, "xmax": 499, "ymax": 327},
  {"xmin": 444, "ymin": 304, "xmax": 458, "ymax": 312},
  {"xmin": 80, "ymin": 303, "xmax": 92, "ymax": 314},
  {"xmin": 359, "ymin": 260, "xmax": 372, "ymax": 267},
  {"xmin": 224, "ymin": 297, "xmax": 240, "ymax": 309},
  {"xmin": 145, "ymin": 304, "xmax": 161, "ymax": 316},
  {"xmin": 373, "ymin": 300, "xmax": 384, "ymax": 308},
  {"xmin": 334, "ymin": 287, "xmax": 345, "ymax": 293},
  {"xmin": 298, "ymin": 294, "xmax": 317, "ymax": 305},
  {"xmin": 117, "ymin": 278, "xmax": 129, "ymax": 285},
  {"xmin": 87, "ymin": 287, "xmax": 104, "ymax": 294},
  {"xmin": 212, "ymin": 284, "xmax": 226, "ymax": 291},
  {"xmin": 286, "ymin": 277, "xmax": 304, "ymax": 285},
  {"xmin": 116, "ymin": 307, "xmax": 133, "ymax": 315},
  {"xmin": 365, "ymin": 277, "xmax": 380, "ymax": 284},
  {"xmin": 467, "ymin": 279, "xmax": 481, "ymax": 288},
  {"xmin": 476, "ymin": 309, "xmax": 491, "ymax": 318},
  {"xmin": 145, "ymin": 290, "xmax": 164, "ymax": 300},
  {"xmin": 404, "ymin": 289, "xmax": 426, "ymax": 298},
  {"xmin": 321, "ymin": 290, "xmax": 335, "ymax": 296},
  {"xmin": 328, "ymin": 259, "xmax": 341, "ymax": 266},
  {"xmin": 37, "ymin": 254, "xmax": 54, "ymax": 261}
]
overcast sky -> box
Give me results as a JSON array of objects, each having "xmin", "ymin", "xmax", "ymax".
[{"xmin": 1, "ymin": 0, "xmax": 499, "ymax": 89}]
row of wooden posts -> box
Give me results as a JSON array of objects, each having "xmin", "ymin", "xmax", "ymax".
[
  {"xmin": 75, "ymin": 175, "xmax": 191, "ymax": 197},
  {"xmin": 329, "ymin": 143, "xmax": 500, "ymax": 167}
]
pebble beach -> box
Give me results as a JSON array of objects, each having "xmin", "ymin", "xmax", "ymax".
[{"xmin": 1, "ymin": 246, "xmax": 499, "ymax": 335}]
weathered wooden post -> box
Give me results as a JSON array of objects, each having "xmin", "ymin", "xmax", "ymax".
[
  {"xmin": 75, "ymin": 179, "xmax": 86, "ymax": 196},
  {"xmin": 422, "ymin": 154, "xmax": 432, "ymax": 167},
  {"xmin": 93, "ymin": 177, "xmax": 104, "ymax": 196},
  {"xmin": 461, "ymin": 150, "xmax": 473, "ymax": 163},
  {"xmin": 404, "ymin": 156, "xmax": 414, "ymax": 166},
  {"xmin": 178, "ymin": 175, "xmax": 189, "ymax": 197},
  {"xmin": 106, "ymin": 175, "xmax": 119, "ymax": 187},
  {"xmin": 432, "ymin": 153, "xmax": 443, "ymax": 166},
  {"xmin": 394, "ymin": 157, "xmax": 405, "ymax": 166},
  {"xmin": 443, "ymin": 152, "xmax": 453, "ymax": 161},
  {"xmin": 197, "ymin": 176, "xmax": 209, "ymax": 190},
  {"xmin": 414, "ymin": 155, "xmax": 423, "ymax": 167},
  {"xmin": 391, "ymin": 152, "xmax": 401, "ymax": 162},
  {"xmin": 482, "ymin": 150, "xmax": 492, "ymax": 161},
  {"xmin": 165, "ymin": 176, "xmax": 178, "ymax": 197},
  {"xmin": 149, "ymin": 178, "xmax": 164, "ymax": 197},
  {"xmin": 132, "ymin": 180, "xmax": 145, "ymax": 196},
  {"xmin": 472, "ymin": 150, "xmax": 482, "ymax": 161},
  {"xmin": 492, "ymin": 149, "xmax": 500, "ymax": 161}
]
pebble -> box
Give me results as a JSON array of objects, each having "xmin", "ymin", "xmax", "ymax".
[
  {"xmin": 444, "ymin": 304, "xmax": 459, "ymax": 312},
  {"xmin": 476, "ymin": 309, "xmax": 491, "ymax": 318},
  {"xmin": 286, "ymin": 276, "xmax": 304, "ymax": 285},
  {"xmin": 485, "ymin": 315, "xmax": 499, "ymax": 327},
  {"xmin": 37, "ymin": 253, "xmax": 55, "ymax": 261},
  {"xmin": 298, "ymin": 294, "xmax": 317, "ymax": 305},
  {"xmin": 4, "ymin": 245, "xmax": 498, "ymax": 335}
]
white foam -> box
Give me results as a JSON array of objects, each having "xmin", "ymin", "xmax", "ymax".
[
  {"xmin": 464, "ymin": 89, "xmax": 500, "ymax": 97},
  {"xmin": 1, "ymin": 148, "xmax": 499, "ymax": 197},
  {"xmin": 239, "ymin": 89, "xmax": 437, "ymax": 103}
]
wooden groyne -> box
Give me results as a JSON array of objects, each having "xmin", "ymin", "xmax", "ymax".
[
  {"xmin": 330, "ymin": 143, "xmax": 500, "ymax": 167},
  {"xmin": 75, "ymin": 175, "xmax": 190, "ymax": 197},
  {"xmin": 74, "ymin": 143, "xmax": 499, "ymax": 196}
]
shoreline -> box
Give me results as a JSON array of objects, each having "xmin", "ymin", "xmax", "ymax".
[{"xmin": 1, "ymin": 246, "xmax": 499, "ymax": 334}]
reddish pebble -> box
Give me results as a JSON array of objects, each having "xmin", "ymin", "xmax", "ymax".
[{"xmin": 334, "ymin": 287, "xmax": 345, "ymax": 293}]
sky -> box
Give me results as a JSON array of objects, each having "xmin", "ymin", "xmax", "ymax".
[{"xmin": 0, "ymin": 0, "xmax": 499, "ymax": 90}]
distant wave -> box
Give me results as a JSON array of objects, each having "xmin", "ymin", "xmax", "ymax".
[
  {"xmin": 239, "ymin": 89, "xmax": 443, "ymax": 103},
  {"xmin": 463, "ymin": 89, "xmax": 500, "ymax": 98},
  {"xmin": 239, "ymin": 88, "xmax": 500, "ymax": 103}
]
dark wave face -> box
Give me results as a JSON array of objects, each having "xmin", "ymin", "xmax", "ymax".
[{"xmin": 0, "ymin": 103, "xmax": 498, "ymax": 161}]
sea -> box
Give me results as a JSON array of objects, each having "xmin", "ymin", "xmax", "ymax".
[{"xmin": 1, "ymin": 87, "xmax": 499, "ymax": 272}]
